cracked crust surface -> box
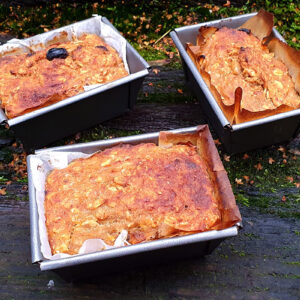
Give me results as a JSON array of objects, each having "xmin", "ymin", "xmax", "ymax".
[
  {"xmin": 0, "ymin": 33, "xmax": 128, "ymax": 119},
  {"xmin": 186, "ymin": 10, "xmax": 300, "ymax": 124},
  {"xmin": 45, "ymin": 126, "xmax": 241, "ymax": 255}
]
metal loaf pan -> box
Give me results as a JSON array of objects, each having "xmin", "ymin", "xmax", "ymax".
[
  {"xmin": 170, "ymin": 13, "xmax": 300, "ymax": 154},
  {"xmin": 0, "ymin": 17, "xmax": 150, "ymax": 150},
  {"xmin": 27, "ymin": 126, "xmax": 241, "ymax": 281}
]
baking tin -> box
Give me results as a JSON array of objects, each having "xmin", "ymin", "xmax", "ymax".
[
  {"xmin": 28, "ymin": 126, "xmax": 241, "ymax": 281},
  {"xmin": 0, "ymin": 17, "xmax": 150, "ymax": 150},
  {"xmin": 170, "ymin": 12, "xmax": 300, "ymax": 154}
]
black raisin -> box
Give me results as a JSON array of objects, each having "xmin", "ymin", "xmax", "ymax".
[
  {"xmin": 96, "ymin": 45, "xmax": 108, "ymax": 51},
  {"xmin": 238, "ymin": 28, "xmax": 251, "ymax": 35},
  {"xmin": 46, "ymin": 48, "xmax": 69, "ymax": 61}
]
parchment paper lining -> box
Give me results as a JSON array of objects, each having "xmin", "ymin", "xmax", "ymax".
[
  {"xmin": 0, "ymin": 15, "xmax": 129, "ymax": 93},
  {"xmin": 30, "ymin": 151, "xmax": 129, "ymax": 261}
]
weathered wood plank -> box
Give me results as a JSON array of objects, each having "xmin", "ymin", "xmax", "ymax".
[
  {"xmin": 0, "ymin": 194, "xmax": 299, "ymax": 299},
  {"xmin": 103, "ymin": 103, "xmax": 207, "ymax": 133}
]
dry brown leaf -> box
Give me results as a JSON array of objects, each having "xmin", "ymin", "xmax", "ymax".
[
  {"xmin": 281, "ymin": 195, "xmax": 286, "ymax": 202},
  {"xmin": 223, "ymin": 154, "xmax": 230, "ymax": 162},
  {"xmin": 283, "ymin": 159, "xmax": 287, "ymax": 164},
  {"xmin": 243, "ymin": 153, "xmax": 249, "ymax": 160},
  {"xmin": 214, "ymin": 139, "xmax": 221, "ymax": 146},
  {"xmin": 254, "ymin": 163, "xmax": 263, "ymax": 170},
  {"xmin": 286, "ymin": 176, "xmax": 294, "ymax": 183},
  {"xmin": 278, "ymin": 146, "xmax": 286, "ymax": 153},
  {"xmin": 223, "ymin": 1, "xmax": 231, "ymax": 7},
  {"xmin": 0, "ymin": 188, "xmax": 6, "ymax": 195},
  {"xmin": 148, "ymin": 82, "xmax": 153, "ymax": 86},
  {"xmin": 177, "ymin": 89, "xmax": 183, "ymax": 94},
  {"xmin": 268, "ymin": 157, "xmax": 275, "ymax": 164},
  {"xmin": 294, "ymin": 182, "xmax": 300, "ymax": 188},
  {"xmin": 243, "ymin": 175, "xmax": 250, "ymax": 183},
  {"xmin": 152, "ymin": 68, "xmax": 160, "ymax": 75},
  {"xmin": 235, "ymin": 178, "xmax": 243, "ymax": 185}
]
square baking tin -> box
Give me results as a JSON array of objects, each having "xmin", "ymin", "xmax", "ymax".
[
  {"xmin": 0, "ymin": 16, "xmax": 150, "ymax": 150},
  {"xmin": 27, "ymin": 126, "xmax": 241, "ymax": 281},
  {"xmin": 170, "ymin": 12, "xmax": 300, "ymax": 154}
]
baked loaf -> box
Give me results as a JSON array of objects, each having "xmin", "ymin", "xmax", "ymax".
[
  {"xmin": 187, "ymin": 9, "xmax": 300, "ymax": 124},
  {"xmin": 45, "ymin": 126, "xmax": 241, "ymax": 255},
  {"xmin": 0, "ymin": 33, "xmax": 128, "ymax": 118}
]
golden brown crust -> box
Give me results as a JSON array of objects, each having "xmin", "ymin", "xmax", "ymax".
[
  {"xmin": 0, "ymin": 33, "xmax": 128, "ymax": 119},
  {"xmin": 186, "ymin": 11, "xmax": 300, "ymax": 124},
  {"xmin": 45, "ymin": 126, "xmax": 241, "ymax": 255},
  {"xmin": 160, "ymin": 126, "xmax": 241, "ymax": 229}
]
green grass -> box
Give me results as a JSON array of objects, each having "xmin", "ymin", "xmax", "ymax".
[
  {"xmin": 218, "ymin": 145, "xmax": 300, "ymax": 218},
  {"xmin": 0, "ymin": 0, "xmax": 298, "ymax": 63}
]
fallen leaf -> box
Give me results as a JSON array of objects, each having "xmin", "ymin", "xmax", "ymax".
[
  {"xmin": 214, "ymin": 139, "xmax": 221, "ymax": 146},
  {"xmin": 278, "ymin": 146, "xmax": 286, "ymax": 153},
  {"xmin": 177, "ymin": 89, "xmax": 183, "ymax": 94},
  {"xmin": 223, "ymin": 0, "xmax": 231, "ymax": 7},
  {"xmin": 286, "ymin": 176, "xmax": 293, "ymax": 183},
  {"xmin": 282, "ymin": 153, "xmax": 288, "ymax": 159},
  {"xmin": 281, "ymin": 195, "xmax": 286, "ymax": 202},
  {"xmin": 148, "ymin": 82, "xmax": 153, "ymax": 86},
  {"xmin": 235, "ymin": 178, "xmax": 243, "ymax": 185},
  {"xmin": 243, "ymin": 175, "xmax": 250, "ymax": 183},
  {"xmin": 254, "ymin": 163, "xmax": 263, "ymax": 170},
  {"xmin": 168, "ymin": 52, "xmax": 174, "ymax": 59},
  {"xmin": 294, "ymin": 182, "xmax": 300, "ymax": 188},
  {"xmin": 223, "ymin": 154, "xmax": 230, "ymax": 162},
  {"xmin": 6, "ymin": 181, "xmax": 12, "ymax": 186},
  {"xmin": 243, "ymin": 153, "xmax": 249, "ymax": 160},
  {"xmin": 283, "ymin": 159, "xmax": 287, "ymax": 164},
  {"xmin": 152, "ymin": 68, "xmax": 160, "ymax": 75},
  {"xmin": 0, "ymin": 188, "xmax": 6, "ymax": 195},
  {"xmin": 250, "ymin": 180, "xmax": 254, "ymax": 185},
  {"xmin": 268, "ymin": 157, "xmax": 275, "ymax": 164}
]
